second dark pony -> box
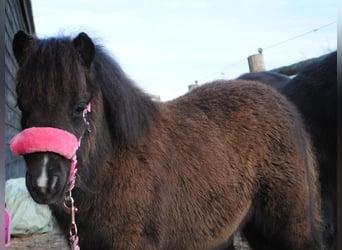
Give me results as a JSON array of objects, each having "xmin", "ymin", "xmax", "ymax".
[
  {"xmin": 12, "ymin": 31, "xmax": 324, "ymax": 250},
  {"xmin": 237, "ymin": 71, "xmax": 290, "ymax": 90},
  {"xmin": 282, "ymin": 52, "xmax": 337, "ymax": 250}
]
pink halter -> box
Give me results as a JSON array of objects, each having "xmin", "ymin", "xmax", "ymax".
[{"xmin": 10, "ymin": 103, "xmax": 91, "ymax": 191}]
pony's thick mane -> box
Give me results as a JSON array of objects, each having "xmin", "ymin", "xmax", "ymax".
[
  {"xmin": 16, "ymin": 33, "xmax": 161, "ymax": 149},
  {"xmin": 90, "ymin": 46, "xmax": 161, "ymax": 148},
  {"xmin": 15, "ymin": 36, "xmax": 88, "ymax": 111}
]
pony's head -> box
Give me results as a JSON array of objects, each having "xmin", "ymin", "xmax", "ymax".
[
  {"xmin": 11, "ymin": 31, "xmax": 97, "ymax": 204},
  {"xmin": 11, "ymin": 31, "xmax": 160, "ymax": 205}
]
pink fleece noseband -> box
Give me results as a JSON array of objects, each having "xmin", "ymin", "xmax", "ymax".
[
  {"xmin": 10, "ymin": 127, "xmax": 80, "ymax": 190},
  {"xmin": 10, "ymin": 127, "xmax": 79, "ymax": 159}
]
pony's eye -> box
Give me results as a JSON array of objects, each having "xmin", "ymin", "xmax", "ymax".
[
  {"xmin": 75, "ymin": 106, "xmax": 84, "ymax": 113},
  {"xmin": 74, "ymin": 105, "xmax": 85, "ymax": 115}
]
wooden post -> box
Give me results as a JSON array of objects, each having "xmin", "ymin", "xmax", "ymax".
[{"xmin": 247, "ymin": 54, "xmax": 265, "ymax": 72}]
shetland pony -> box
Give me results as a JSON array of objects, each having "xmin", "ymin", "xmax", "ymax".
[{"xmin": 12, "ymin": 31, "xmax": 324, "ymax": 250}]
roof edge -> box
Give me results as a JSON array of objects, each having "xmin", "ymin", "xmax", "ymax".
[{"xmin": 20, "ymin": 0, "xmax": 35, "ymax": 34}]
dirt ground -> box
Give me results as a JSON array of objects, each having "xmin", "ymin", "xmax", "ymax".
[
  {"xmin": 8, "ymin": 226, "xmax": 70, "ymax": 250},
  {"xmin": 8, "ymin": 227, "xmax": 250, "ymax": 250}
]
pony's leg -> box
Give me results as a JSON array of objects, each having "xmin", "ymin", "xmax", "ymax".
[
  {"xmin": 242, "ymin": 214, "xmax": 323, "ymax": 250},
  {"xmin": 241, "ymin": 221, "xmax": 269, "ymax": 250},
  {"xmin": 321, "ymin": 190, "xmax": 337, "ymax": 250},
  {"xmin": 241, "ymin": 187, "xmax": 323, "ymax": 250}
]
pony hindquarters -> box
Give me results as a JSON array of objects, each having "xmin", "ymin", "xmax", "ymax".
[
  {"xmin": 239, "ymin": 85, "xmax": 323, "ymax": 250},
  {"xmin": 242, "ymin": 130, "xmax": 322, "ymax": 250},
  {"xmin": 163, "ymin": 81, "xmax": 323, "ymax": 250}
]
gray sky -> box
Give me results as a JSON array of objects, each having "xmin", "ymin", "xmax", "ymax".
[{"xmin": 32, "ymin": 0, "xmax": 337, "ymax": 101}]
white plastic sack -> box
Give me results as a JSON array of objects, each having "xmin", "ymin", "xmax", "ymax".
[{"xmin": 5, "ymin": 178, "xmax": 53, "ymax": 236}]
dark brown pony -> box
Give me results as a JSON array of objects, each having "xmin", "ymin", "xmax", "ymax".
[
  {"xmin": 12, "ymin": 31, "xmax": 324, "ymax": 250},
  {"xmin": 282, "ymin": 52, "xmax": 337, "ymax": 250}
]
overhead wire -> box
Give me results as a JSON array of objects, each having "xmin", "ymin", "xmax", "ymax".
[{"xmin": 193, "ymin": 21, "xmax": 336, "ymax": 85}]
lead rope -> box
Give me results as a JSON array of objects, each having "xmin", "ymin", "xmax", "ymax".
[
  {"xmin": 63, "ymin": 152, "xmax": 80, "ymax": 250},
  {"xmin": 63, "ymin": 103, "xmax": 91, "ymax": 250},
  {"xmin": 64, "ymin": 191, "xmax": 79, "ymax": 250}
]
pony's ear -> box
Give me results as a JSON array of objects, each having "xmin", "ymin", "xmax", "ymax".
[
  {"xmin": 12, "ymin": 30, "xmax": 33, "ymax": 64},
  {"xmin": 73, "ymin": 32, "xmax": 95, "ymax": 68}
]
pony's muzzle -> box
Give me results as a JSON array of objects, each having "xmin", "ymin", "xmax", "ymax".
[
  {"xmin": 24, "ymin": 152, "xmax": 70, "ymax": 204},
  {"xmin": 10, "ymin": 127, "xmax": 81, "ymax": 204},
  {"xmin": 26, "ymin": 173, "xmax": 59, "ymax": 204}
]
